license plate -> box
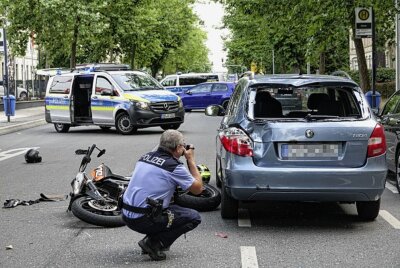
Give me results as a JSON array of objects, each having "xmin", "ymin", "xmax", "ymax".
[
  {"xmin": 161, "ymin": 113, "xmax": 175, "ymax": 119},
  {"xmin": 280, "ymin": 143, "xmax": 340, "ymax": 159}
]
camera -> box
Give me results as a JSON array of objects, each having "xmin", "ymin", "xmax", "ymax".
[{"xmin": 185, "ymin": 144, "xmax": 194, "ymax": 150}]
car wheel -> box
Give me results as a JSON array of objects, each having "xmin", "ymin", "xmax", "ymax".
[
  {"xmin": 54, "ymin": 123, "xmax": 70, "ymax": 133},
  {"xmin": 161, "ymin": 124, "xmax": 181, "ymax": 131},
  {"xmin": 215, "ymin": 158, "xmax": 222, "ymax": 188},
  {"xmin": 356, "ymin": 198, "xmax": 380, "ymax": 221},
  {"xmin": 19, "ymin": 92, "xmax": 28, "ymax": 101},
  {"xmin": 115, "ymin": 113, "xmax": 137, "ymax": 135},
  {"xmin": 222, "ymin": 100, "xmax": 229, "ymax": 110},
  {"xmin": 220, "ymin": 180, "xmax": 238, "ymax": 219},
  {"xmin": 395, "ymin": 151, "xmax": 400, "ymax": 192}
]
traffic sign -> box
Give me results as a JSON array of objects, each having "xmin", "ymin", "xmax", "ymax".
[{"xmin": 355, "ymin": 7, "xmax": 373, "ymax": 38}]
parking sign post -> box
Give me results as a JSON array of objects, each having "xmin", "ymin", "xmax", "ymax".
[{"xmin": 355, "ymin": 7, "xmax": 376, "ymax": 109}]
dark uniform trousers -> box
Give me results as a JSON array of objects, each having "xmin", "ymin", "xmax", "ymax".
[{"xmin": 123, "ymin": 204, "xmax": 201, "ymax": 248}]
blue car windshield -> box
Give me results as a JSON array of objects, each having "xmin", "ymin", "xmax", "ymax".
[{"xmin": 112, "ymin": 73, "xmax": 163, "ymax": 91}]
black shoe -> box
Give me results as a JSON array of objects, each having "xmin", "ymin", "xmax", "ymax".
[
  {"xmin": 138, "ymin": 237, "xmax": 166, "ymax": 261},
  {"xmin": 141, "ymin": 245, "xmax": 170, "ymax": 254}
]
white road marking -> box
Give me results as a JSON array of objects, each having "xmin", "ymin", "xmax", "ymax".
[
  {"xmin": 240, "ymin": 246, "xmax": 259, "ymax": 268},
  {"xmin": 385, "ymin": 182, "xmax": 399, "ymax": 194},
  {"xmin": 0, "ymin": 147, "xmax": 39, "ymax": 162},
  {"xmin": 238, "ymin": 208, "xmax": 251, "ymax": 227},
  {"xmin": 379, "ymin": 210, "xmax": 400, "ymax": 229}
]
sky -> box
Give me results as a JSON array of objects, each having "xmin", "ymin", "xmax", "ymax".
[{"xmin": 193, "ymin": 1, "xmax": 228, "ymax": 73}]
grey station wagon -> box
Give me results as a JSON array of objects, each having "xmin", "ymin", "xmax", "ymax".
[{"xmin": 206, "ymin": 74, "xmax": 387, "ymax": 221}]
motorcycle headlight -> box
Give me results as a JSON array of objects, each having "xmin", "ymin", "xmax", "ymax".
[
  {"xmin": 134, "ymin": 101, "xmax": 150, "ymax": 110},
  {"xmin": 72, "ymin": 173, "xmax": 85, "ymax": 195}
]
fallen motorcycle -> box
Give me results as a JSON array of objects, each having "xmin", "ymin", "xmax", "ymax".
[{"xmin": 67, "ymin": 144, "xmax": 221, "ymax": 227}]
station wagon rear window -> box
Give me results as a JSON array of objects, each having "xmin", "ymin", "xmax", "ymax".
[{"xmin": 249, "ymin": 85, "xmax": 362, "ymax": 119}]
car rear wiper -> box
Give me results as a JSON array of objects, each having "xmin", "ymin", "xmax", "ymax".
[{"xmin": 304, "ymin": 114, "xmax": 339, "ymax": 121}]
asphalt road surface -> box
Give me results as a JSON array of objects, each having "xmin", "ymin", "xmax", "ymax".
[{"xmin": 1, "ymin": 111, "xmax": 400, "ymax": 268}]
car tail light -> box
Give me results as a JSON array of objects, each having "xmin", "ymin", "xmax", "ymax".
[
  {"xmin": 219, "ymin": 127, "xmax": 253, "ymax": 157},
  {"xmin": 367, "ymin": 123, "xmax": 386, "ymax": 157}
]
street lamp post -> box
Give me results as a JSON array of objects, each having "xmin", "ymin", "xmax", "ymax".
[{"xmin": 2, "ymin": 24, "xmax": 10, "ymax": 122}]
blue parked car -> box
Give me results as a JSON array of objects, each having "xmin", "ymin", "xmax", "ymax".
[{"xmin": 179, "ymin": 82, "xmax": 236, "ymax": 111}]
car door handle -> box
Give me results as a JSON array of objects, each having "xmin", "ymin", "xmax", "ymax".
[
  {"xmin": 92, "ymin": 96, "xmax": 98, "ymax": 99},
  {"xmin": 63, "ymin": 95, "xmax": 69, "ymax": 98}
]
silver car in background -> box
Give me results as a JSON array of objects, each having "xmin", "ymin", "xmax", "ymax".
[{"xmin": 206, "ymin": 74, "xmax": 387, "ymax": 221}]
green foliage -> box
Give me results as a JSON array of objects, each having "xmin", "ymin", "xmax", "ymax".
[
  {"xmin": 0, "ymin": 0, "xmax": 210, "ymax": 75},
  {"xmin": 348, "ymin": 68, "xmax": 396, "ymax": 84},
  {"xmin": 348, "ymin": 68, "xmax": 395, "ymax": 97},
  {"xmin": 221, "ymin": 0, "xmax": 396, "ymax": 81}
]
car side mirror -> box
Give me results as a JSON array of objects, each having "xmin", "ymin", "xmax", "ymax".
[
  {"xmin": 186, "ymin": 90, "xmax": 192, "ymax": 95},
  {"xmin": 101, "ymin": 89, "xmax": 113, "ymax": 96},
  {"xmin": 205, "ymin": 105, "xmax": 225, "ymax": 116}
]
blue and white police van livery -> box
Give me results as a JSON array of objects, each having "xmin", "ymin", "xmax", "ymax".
[{"xmin": 45, "ymin": 64, "xmax": 185, "ymax": 134}]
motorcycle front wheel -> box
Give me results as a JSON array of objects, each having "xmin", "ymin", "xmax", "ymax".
[
  {"xmin": 174, "ymin": 184, "xmax": 221, "ymax": 212},
  {"xmin": 71, "ymin": 196, "xmax": 125, "ymax": 227}
]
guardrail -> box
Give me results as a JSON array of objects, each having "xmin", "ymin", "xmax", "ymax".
[{"xmin": 0, "ymin": 100, "xmax": 44, "ymax": 112}]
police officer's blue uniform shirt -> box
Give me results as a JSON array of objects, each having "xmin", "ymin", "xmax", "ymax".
[{"xmin": 123, "ymin": 147, "xmax": 195, "ymax": 219}]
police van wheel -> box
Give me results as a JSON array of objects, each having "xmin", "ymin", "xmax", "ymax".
[
  {"xmin": 54, "ymin": 123, "xmax": 70, "ymax": 133},
  {"xmin": 161, "ymin": 123, "xmax": 181, "ymax": 131},
  {"xmin": 116, "ymin": 113, "xmax": 137, "ymax": 135}
]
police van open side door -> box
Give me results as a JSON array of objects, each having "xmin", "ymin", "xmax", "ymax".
[
  {"xmin": 91, "ymin": 75, "xmax": 121, "ymax": 125},
  {"xmin": 45, "ymin": 75, "xmax": 74, "ymax": 124}
]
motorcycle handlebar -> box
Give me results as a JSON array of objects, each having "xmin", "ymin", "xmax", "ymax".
[{"xmin": 88, "ymin": 144, "xmax": 96, "ymax": 157}]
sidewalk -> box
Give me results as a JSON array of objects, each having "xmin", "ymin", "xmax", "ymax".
[{"xmin": 0, "ymin": 106, "xmax": 46, "ymax": 135}]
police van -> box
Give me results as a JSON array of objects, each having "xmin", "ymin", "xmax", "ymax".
[
  {"xmin": 45, "ymin": 64, "xmax": 185, "ymax": 134},
  {"xmin": 160, "ymin": 73, "xmax": 224, "ymax": 94}
]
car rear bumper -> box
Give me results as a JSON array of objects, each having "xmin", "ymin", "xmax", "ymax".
[{"xmin": 222, "ymin": 154, "xmax": 387, "ymax": 202}]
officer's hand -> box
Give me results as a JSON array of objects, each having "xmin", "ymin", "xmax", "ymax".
[{"xmin": 183, "ymin": 144, "xmax": 195, "ymax": 161}]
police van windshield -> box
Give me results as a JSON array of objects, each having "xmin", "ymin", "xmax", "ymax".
[{"xmin": 112, "ymin": 73, "xmax": 163, "ymax": 91}]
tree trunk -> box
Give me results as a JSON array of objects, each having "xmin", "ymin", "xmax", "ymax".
[
  {"xmin": 70, "ymin": 15, "xmax": 80, "ymax": 69},
  {"xmin": 353, "ymin": 38, "xmax": 370, "ymax": 92},
  {"xmin": 130, "ymin": 44, "xmax": 136, "ymax": 69},
  {"xmin": 319, "ymin": 52, "xmax": 326, "ymax": 74}
]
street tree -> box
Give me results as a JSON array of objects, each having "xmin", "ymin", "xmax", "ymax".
[{"xmin": 221, "ymin": 0, "xmax": 397, "ymax": 91}]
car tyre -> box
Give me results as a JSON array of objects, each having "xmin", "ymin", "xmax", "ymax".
[
  {"xmin": 215, "ymin": 158, "xmax": 222, "ymax": 188},
  {"xmin": 19, "ymin": 92, "xmax": 28, "ymax": 101},
  {"xmin": 54, "ymin": 123, "xmax": 70, "ymax": 133},
  {"xmin": 395, "ymin": 152, "xmax": 400, "ymax": 192},
  {"xmin": 115, "ymin": 113, "xmax": 137, "ymax": 135},
  {"xmin": 222, "ymin": 100, "xmax": 229, "ymax": 110},
  {"xmin": 356, "ymin": 198, "xmax": 380, "ymax": 221},
  {"xmin": 221, "ymin": 180, "xmax": 238, "ymax": 219}
]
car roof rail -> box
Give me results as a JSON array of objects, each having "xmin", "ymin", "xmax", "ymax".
[
  {"xmin": 73, "ymin": 63, "xmax": 131, "ymax": 73},
  {"xmin": 331, "ymin": 70, "xmax": 352, "ymax": 80}
]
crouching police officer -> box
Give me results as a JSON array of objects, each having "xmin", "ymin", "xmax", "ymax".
[{"xmin": 122, "ymin": 129, "xmax": 203, "ymax": 261}]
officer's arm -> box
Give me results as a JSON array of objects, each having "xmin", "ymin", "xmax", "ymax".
[{"xmin": 187, "ymin": 159, "xmax": 203, "ymax": 195}]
